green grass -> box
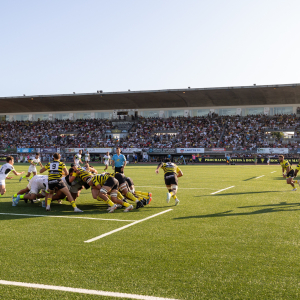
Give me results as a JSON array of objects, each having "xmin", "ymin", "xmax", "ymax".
[{"xmin": 0, "ymin": 163, "xmax": 299, "ymax": 299}]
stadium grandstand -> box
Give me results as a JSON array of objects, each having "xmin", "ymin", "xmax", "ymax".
[{"xmin": 1, "ymin": 83, "xmax": 300, "ymax": 164}]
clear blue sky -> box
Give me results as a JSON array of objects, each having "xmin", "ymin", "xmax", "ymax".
[{"xmin": 1, "ymin": 0, "xmax": 300, "ymax": 97}]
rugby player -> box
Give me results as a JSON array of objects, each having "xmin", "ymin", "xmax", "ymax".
[
  {"xmin": 111, "ymin": 147, "xmax": 126, "ymax": 173},
  {"xmin": 278, "ymin": 155, "xmax": 297, "ymax": 191},
  {"xmin": 19, "ymin": 153, "xmax": 43, "ymax": 182},
  {"xmin": 12, "ymin": 175, "xmax": 48, "ymax": 206},
  {"xmin": 40, "ymin": 153, "xmax": 83, "ymax": 212},
  {"xmin": 52, "ymin": 167, "xmax": 84, "ymax": 203},
  {"xmin": 125, "ymin": 176, "xmax": 152, "ymax": 205},
  {"xmin": 84, "ymin": 151, "xmax": 90, "ymax": 164},
  {"xmin": 74, "ymin": 150, "xmax": 83, "ymax": 166},
  {"xmin": 0, "ymin": 156, "xmax": 24, "ymax": 198},
  {"xmin": 112, "ymin": 172, "xmax": 145, "ymax": 208},
  {"xmin": 155, "ymin": 158, "xmax": 183, "ymax": 205},
  {"xmin": 88, "ymin": 173, "xmax": 133, "ymax": 212},
  {"xmin": 103, "ymin": 152, "xmax": 111, "ymax": 171}
]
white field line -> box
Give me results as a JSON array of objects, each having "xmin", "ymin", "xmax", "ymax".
[
  {"xmin": 0, "ymin": 280, "xmax": 179, "ymax": 300},
  {"xmin": 254, "ymin": 175, "xmax": 265, "ymax": 179},
  {"xmin": 0, "ymin": 213, "xmax": 135, "ymax": 222},
  {"xmin": 271, "ymin": 171, "xmax": 276, "ymax": 173},
  {"xmin": 135, "ymin": 186, "xmax": 214, "ymax": 190},
  {"xmin": 85, "ymin": 209, "xmax": 173, "ymax": 243},
  {"xmin": 211, "ymin": 186, "xmax": 235, "ymax": 195}
]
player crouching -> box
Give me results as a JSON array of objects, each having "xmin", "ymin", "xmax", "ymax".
[
  {"xmin": 88, "ymin": 173, "xmax": 133, "ymax": 213},
  {"xmin": 155, "ymin": 158, "xmax": 183, "ymax": 205}
]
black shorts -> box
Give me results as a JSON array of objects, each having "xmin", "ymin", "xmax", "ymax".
[
  {"xmin": 287, "ymin": 169, "xmax": 295, "ymax": 178},
  {"xmin": 114, "ymin": 173, "xmax": 126, "ymax": 185},
  {"xmin": 48, "ymin": 179, "xmax": 66, "ymax": 191},
  {"xmin": 164, "ymin": 173, "xmax": 178, "ymax": 186},
  {"xmin": 125, "ymin": 177, "xmax": 134, "ymax": 188},
  {"xmin": 115, "ymin": 167, "xmax": 123, "ymax": 173},
  {"xmin": 103, "ymin": 177, "xmax": 119, "ymax": 191}
]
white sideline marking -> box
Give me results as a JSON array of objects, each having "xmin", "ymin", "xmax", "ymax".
[
  {"xmin": 271, "ymin": 171, "xmax": 276, "ymax": 173},
  {"xmin": 211, "ymin": 186, "xmax": 235, "ymax": 195},
  {"xmin": 136, "ymin": 186, "xmax": 214, "ymax": 190},
  {"xmin": 0, "ymin": 213, "xmax": 134, "ymax": 222},
  {"xmin": 255, "ymin": 175, "xmax": 265, "ymax": 179},
  {"xmin": 85, "ymin": 209, "xmax": 173, "ymax": 243},
  {"xmin": 0, "ymin": 280, "xmax": 179, "ymax": 300}
]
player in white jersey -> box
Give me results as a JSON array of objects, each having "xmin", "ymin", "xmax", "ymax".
[
  {"xmin": 85, "ymin": 151, "xmax": 90, "ymax": 163},
  {"xmin": 12, "ymin": 175, "xmax": 48, "ymax": 206},
  {"xmin": 74, "ymin": 150, "xmax": 83, "ymax": 166},
  {"xmin": 103, "ymin": 152, "xmax": 111, "ymax": 171},
  {"xmin": 0, "ymin": 156, "xmax": 24, "ymax": 198},
  {"xmin": 19, "ymin": 153, "xmax": 43, "ymax": 182}
]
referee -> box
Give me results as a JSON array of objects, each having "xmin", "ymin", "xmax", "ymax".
[{"xmin": 112, "ymin": 147, "xmax": 126, "ymax": 173}]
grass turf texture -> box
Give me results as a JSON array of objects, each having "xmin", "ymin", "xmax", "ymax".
[{"xmin": 0, "ymin": 163, "xmax": 299, "ymax": 299}]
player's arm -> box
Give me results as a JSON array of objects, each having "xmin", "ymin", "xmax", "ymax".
[
  {"xmin": 89, "ymin": 166, "xmax": 97, "ymax": 174},
  {"xmin": 40, "ymin": 164, "xmax": 49, "ymax": 174},
  {"xmin": 39, "ymin": 162, "xmax": 43, "ymax": 168},
  {"xmin": 63, "ymin": 167, "xmax": 68, "ymax": 176},
  {"xmin": 73, "ymin": 155, "xmax": 76, "ymax": 163},
  {"xmin": 111, "ymin": 157, "xmax": 115, "ymax": 169},
  {"xmin": 12, "ymin": 170, "xmax": 24, "ymax": 176},
  {"xmin": 155, "ymin": 163, "xmax": 163, "ymax": 174},
  {"xmin": 177, "ymin": 167, "xmax": 183, "ymax": 178}
]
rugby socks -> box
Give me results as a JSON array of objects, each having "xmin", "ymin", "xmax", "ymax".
[
  {"xmin": 125, "ymin": 192, "xmax": 138, "ymax": 202},
  {"xmin": 70, "ymin": 201, "xmax": 77, "ymax": 208},
  {"xmin": 117, "ymin": 191, "xmax": 124, "ymax": 200},
  {"xmin": 13, "ymin": 193, "xmax": 17, "ymax": 198},
  {"xmin": 172, "ymin": 194, "xmax": 177, "ymax": 199},
  {"xmin": 21, "ymin": 175, "xmax": 27, "ymax": 179},
  {"xmin": 294, "ymin": 180, "xmax": 298, "ymax": 184},
  {"xmin": 19, "ymin": 194, "xmax": 25, "ymax": 199},
  {"xmin": 97, "ymin": 196, "xmax": 114, "ymax": 207},
  {"xmin": 0, "ymin": 194, "xmax": 2, "ymax": 198},
  {"xmin": 122, "ymin": 201, "xmax": 131, "ymax": 208},
  {"xmin": 135, "ymin": 191, "xmax": 149, "ymax": 196}
]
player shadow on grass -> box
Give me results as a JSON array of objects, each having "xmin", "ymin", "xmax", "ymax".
[
  {"xmin": 0, "ymin": 200, "xmax": 144, "ymax": 217},
  {"xmin": 174, "ymin": 203, "xmax": 300, "ymax": 220}
]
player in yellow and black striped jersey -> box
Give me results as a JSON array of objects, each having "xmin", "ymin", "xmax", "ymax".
[
  {"xmin": 155, "ymin": 158, "xmax": 183, "ymax": 206},
  {"xmin": 278, "ymin": 155, "xmax": 297, "ymax": 191},
  {"xmin": 40, "ymin": 153, "xmax": 83, "ymax": 212},
  {"xmin": 87, "ymin": 173, "xmax": 133, "ymax": 212}
]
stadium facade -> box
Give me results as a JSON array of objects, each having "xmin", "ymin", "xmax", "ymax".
[{"xmin": 1, "ymin": 83, "xmax": 300, "ymax": 121}]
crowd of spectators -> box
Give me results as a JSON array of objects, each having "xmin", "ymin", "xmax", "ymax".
[{"xmin": 1, "ymin": 114, "xmax": 300, "ymax": 151}]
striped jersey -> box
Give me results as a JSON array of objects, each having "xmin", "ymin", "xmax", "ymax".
[
  {"xmin": 92, "ymin": 173, "xmax": 113, "ymax": 186},
  {"xmin": 44, "ymin": 160, "xmax": 66, "ymax": 180},
  {"xmin": 159, "ymin": 162, "xmax": 181, "ymax": 175},
  {"xmin": 280, "ymin": 159, "xmax": 292, "ymax": 171},
  {"xmin": 74, "ymin": 167, "xmax": 92, "ymax": 181}
]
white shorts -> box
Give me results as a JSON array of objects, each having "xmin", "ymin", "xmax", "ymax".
[
  {"xmin": 104, "ymin": 160, "xmax": 109, "ymax": 165},
  {"xmin": 0, "ymin": 179, "xmax": 5, "ymax": 186},
  {"xmin": 28, "ymin": 165, "xmax": 37, "ymax": 173},
  {"xmin": 75, "ymin": 160, "xmax": 80, "ymax": 165},
  {"xmin": 85, "ymin": 157, "xmax": 89, "ymax": 162},
  {"xmin": 27, "ymin": 177, "xmax": 48, "ymax": 195}
]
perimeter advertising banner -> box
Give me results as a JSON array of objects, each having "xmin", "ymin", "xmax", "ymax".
[
  {"xmin": 17, "ymin": 148, "xmax": 36, "ymax": 153},
  {"xmin": 65, "ymin": 148, "xmax": 112, "ymax": 153},
  {"xmin": 176, "ymin": 148, "xmax": 205, "ymax": 154},
  {"xmin": 257, "ymin": 148, "xmax": 288, "ymax": 154}
]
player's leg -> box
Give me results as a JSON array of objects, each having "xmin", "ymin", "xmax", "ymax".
[
  {"xmin": 20, "ymin": 171, "xmax": 31, "ymax": 182},
  {"xmin": 118, "ymin": 181, "xmax": 144, "ymax": 208},
  {"xmin": 0, "ymin": 181, "xmax": 6, "ymax": 197},
  {"xmin": 46, "ymin": 189, "xmax": 54, "ymax": 211},
  {"xmin": 59, "ymin": 186, "xmax": 83, "ymax": 212}
]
